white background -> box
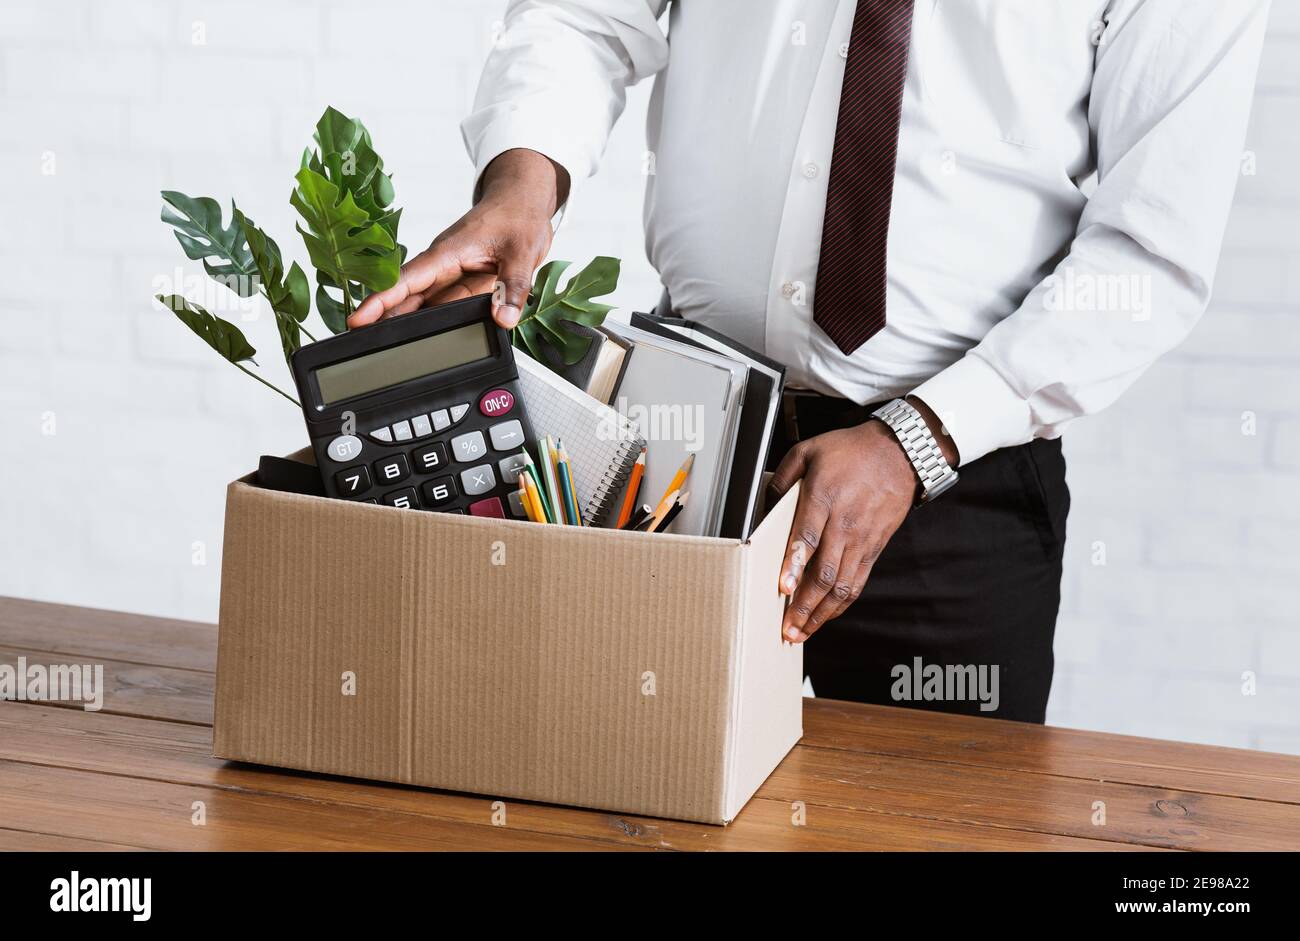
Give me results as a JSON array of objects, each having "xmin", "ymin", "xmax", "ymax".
[{"xmin": 1, "ymin": 0, "xmax": 1297, "ymax": 752}]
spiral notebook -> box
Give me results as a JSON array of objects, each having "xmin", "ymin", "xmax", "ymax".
[{"xmin": 516, "ymin": 351, "xmax": 647, "ymax": 527}]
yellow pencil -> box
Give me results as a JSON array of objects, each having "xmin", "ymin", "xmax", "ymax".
[
  {"xmin": 521, "ymin": 469, "xmax": 547, "ymax": 524},
  {"xmin": 516, "ymin": 486, "xmax": 541, "ymax": 523},
  {"xmin": 656, "ymin": 453, "xmax": 694, "ymax": 509}
]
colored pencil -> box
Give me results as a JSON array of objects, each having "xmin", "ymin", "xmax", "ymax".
[
  {"xmin": 615, "ymin": 448, "xmax": 647, "ymax": 529},
  {"xmin": 556, "ymin": 439, "xmax": 582, "ymax": 526},
  {"xmin": 521, "ymin": 468, "xmax": 548, "ymax": 524},
  {"xmin": 540, "ymin": 436, "xmax": 567, "ymax": 524},
  {"xmin": 517, "ymin": 486, "xmax": 541, "ymax": 523},
  {"xmin": 520, "ymin": 449, "xmax": 555, "ymax": 523}
]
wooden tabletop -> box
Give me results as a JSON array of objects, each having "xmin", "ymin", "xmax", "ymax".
[{"xmin": 2, "ymin": 596, "xmax": 1298, "ymax": 851}]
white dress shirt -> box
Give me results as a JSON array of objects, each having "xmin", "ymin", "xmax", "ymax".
[{"xmin": 462, "ymin": 0, "xmax": 1270, "ymax": 465}]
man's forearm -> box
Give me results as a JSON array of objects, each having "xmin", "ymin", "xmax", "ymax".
[{"xmin": 477, "ymin": 148, "xmax": 571, "ymax": 216}]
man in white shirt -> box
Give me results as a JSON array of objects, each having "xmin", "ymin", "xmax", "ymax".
[{"xmin": 350, "ymin": 0, "xmax": 1269, "ymax": 722}]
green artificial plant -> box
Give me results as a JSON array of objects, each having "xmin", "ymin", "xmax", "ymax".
[{"xmin": 155, "ymin": 105, "xmax": 619, "ymax": 404}]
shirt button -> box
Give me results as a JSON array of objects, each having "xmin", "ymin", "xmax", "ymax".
[
  {"xmin": 780, "ymin": 281, "xmax": 796, "ymax": 298},
  {"xmin": 802, "ymin": 162, "xmax": 819, "ymax": 179},
  {"xmin": 839, "ymin": 42, "xmax": 849, "ymax": 58}
]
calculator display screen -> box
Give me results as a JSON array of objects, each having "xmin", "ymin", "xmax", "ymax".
[{"xmin": 313, "ymin": 322, "xmax": 492, "ymax": 406}]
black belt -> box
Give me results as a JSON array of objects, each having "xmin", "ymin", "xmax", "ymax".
[
  {"xmin": 781, "ymin": 390, "xmax": 894, "ymax": 444},
  {"xmin": 655, "ymin": 289, "xmax": 889, "ymax": 445}
]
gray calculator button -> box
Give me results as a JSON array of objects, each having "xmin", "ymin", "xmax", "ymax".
[
  {"xmin": 489, "ymin": 420, "xmax": 525, "ymax": 452},
  {"xmin": 411, "ymin": 414, "xmax": 433, "ymax": 438},
  {"xmin": 431, "ymin": 409, "xmax": 451, "ymax": 431},
  {"xmin": 498, "ymin": 453, "xmax": 528, "ymax": 484},
  {"xmin": 450, "ymin": 403, "xmax": 471, "ymax": 424},
  {"xmin": 327, "ymin": 435, "xmax": 363, "ymax": 463},
  {"xmin": 392, "ymin": 420, "xmax": 413, "ymax": 442},
  {"xmin": 507, "ymin": 490, "xmax": 526, "ymax": 518},
  {"xmin": 451, "ymin": 430, "xmax": 487, "ymax": 462},
  {"xmin": 460, "ymin": 464, "xmax": 496, "ymax": 496},
  {"xmin": 370, "ymin": 427, "xmax": 393, "ymax": 443}
]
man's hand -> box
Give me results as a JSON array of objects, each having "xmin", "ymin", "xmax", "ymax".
[
  {"xmin": 347, "ymin": 148, "xmax": 570, "ymax": 330},
  {"xmin": 768, "ymin": 397, "xmax": 958, "ymax": 643}
]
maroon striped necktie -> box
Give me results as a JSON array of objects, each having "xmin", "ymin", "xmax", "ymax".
[{"xmin": 813, "ymin": 0, "xmax": 916, "ymax": 355}]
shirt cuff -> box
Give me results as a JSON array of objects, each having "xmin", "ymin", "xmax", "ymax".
[
  {"xmin": 909, "ymin": 353, "xmax": 1036, "ymax": 466},
  {"xmin": 461, "ymin": 109, "xmax": 592, "ymax": 209}
]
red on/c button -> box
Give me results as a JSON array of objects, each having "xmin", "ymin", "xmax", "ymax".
[{"xmin": 479, "ymin": 388, "xmax": 514, "ymax": 417}]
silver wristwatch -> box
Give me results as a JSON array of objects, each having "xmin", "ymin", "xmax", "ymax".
[{"xmin": 871, "ymin": 398, "xmax": 959, "ymax": 505}]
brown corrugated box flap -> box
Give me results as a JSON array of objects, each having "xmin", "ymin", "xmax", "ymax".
[{"xmin": 722, "ymin": 481, "xmax": 804, "ymax": 821}]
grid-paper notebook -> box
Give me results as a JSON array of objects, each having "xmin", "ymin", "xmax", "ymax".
[{"xmin": 516, "ymin": 351, "xmax": 647, "ymax": 527}]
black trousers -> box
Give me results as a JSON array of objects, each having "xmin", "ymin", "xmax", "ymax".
[{"xmin": 768, "ymin": 394, "xmax": 1070, "ymax": 724}]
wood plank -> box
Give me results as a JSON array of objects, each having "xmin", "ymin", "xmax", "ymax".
[
  {"xmin": 0, "ymin": 597, "xmax": 216, "ymax": 673},
  {"xmin": 0, "ymin": 759, "xmax": 650, "ymax": 852},
  {"xmin": 761, "ymin": 744, "xmax": 1300, "ymax": 851},
  {"xmin": 0, "ymin": 827, "xmax": 154, "ymax": 852},
  {"xmin": 0, "ymin": 644, "xmax": 213, "ymax": 725},
  {"xmin": 0, "ymin": 703, "xmax": 1137, "ymax": 851},
  {"xmin": 802, "ymin": 699, "xmax": 1300, "ymax": 804}
]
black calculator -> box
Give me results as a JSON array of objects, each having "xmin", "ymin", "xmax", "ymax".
[{"xmin": 291, "ymin": 293, "xmax": 535, "ymax": 520}]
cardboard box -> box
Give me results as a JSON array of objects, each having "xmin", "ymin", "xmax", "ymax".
[{"xmin": 213, "ymin": 455, "xmax": 803, "ymax": 825}]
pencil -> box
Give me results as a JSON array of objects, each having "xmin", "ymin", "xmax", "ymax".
[
  {"xmin": 615, "ymin": 448, "xmax": 646, "ymax": 529},
  {"xmin": 644, "ymin": 488, "xmax": 680, "ymax": 534},
  {"xmin": 521, "ymin": 468, "xmax": 548, "ymax": 524},
  {"xmin": 517, "ymin": 486, "xmax": 541, "ymax": 523},
  {"xmin": 556, "ymin": 439, "xmax": 582, "ymax": 526},
  {"xmin": 541, "ymin": 435, "xmax": 567, "ymax": 525},
  {"xmin": 656, "ymin": 453, "xmax": 694, "ymax": 509},
  {"xmin": 652, "ymin": 491, "xmax": 689, "ymax": 533},
  {"xmin": 564, "ymin": 440, "xmax": 585, "ymax": 526},
  {"xmin": 520, "ymin": 449, "xmax": 555, "ymax": 523}
]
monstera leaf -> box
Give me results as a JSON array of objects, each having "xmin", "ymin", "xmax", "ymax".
[
  {"xmin": 305, "ymin": 107, "xmax": 395, "ymax": 218},
  {"xmin": 160, "ymin": 192, "xmax": 259, "ymax": 297},
  {"xmin": 513, "ymin": 257, "xmax": 621, "ymax": 366},
  {"xmin": 155, "ymin": 294, "xmax": 299, "ymax": 405},
  {"xmin": 291, "ymin": 166, "xmax": 401, "ymax": 332},
  {"xmin": 237, "ymin": 211, "xmax": 311, "ymax": 364}
]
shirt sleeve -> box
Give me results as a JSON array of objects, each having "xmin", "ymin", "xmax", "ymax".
[
  {"xmin": 460, "ymin": 0, "xmax": 670, "ymax": 195},
  {"xmin": 911, "ymin": 0, "xmax": 1271, "ymax": 466}
]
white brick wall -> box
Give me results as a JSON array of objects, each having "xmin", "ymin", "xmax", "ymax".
[{"xmin": 1, "ymin": 1, "xmax": 1295, "ymax": 754}]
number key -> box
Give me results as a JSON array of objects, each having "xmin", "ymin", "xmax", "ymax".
[
  {"xmin": 411, "ymin": 441, "xmax": 449, "ymax": 474},
  {"xmin": 373, "ymin": 454, "xmax": 410, "ymax": 485},
  {"xmin": 382, "ymin": 487, "xmax": 419, "ymax": 510},
  {"xmin": 420, "ymin": 476, "xmax": 458, "ymax": 506},
  {"xmin": 334, "ymin": 465, "xmax": 371, "ymax": 497}
]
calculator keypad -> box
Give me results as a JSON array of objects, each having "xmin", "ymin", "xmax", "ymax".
[{"xmin": 318, "ymin": 380, "xmax": 531, "ymax": 519}]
